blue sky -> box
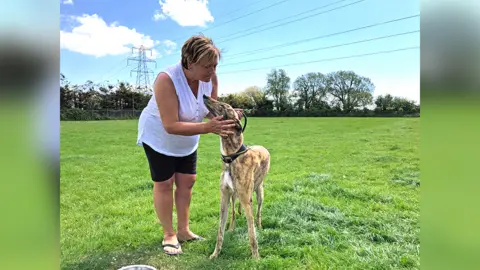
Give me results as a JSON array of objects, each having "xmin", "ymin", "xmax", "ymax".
[{"xmin": 60, "ymin": 0, "xmax": 420, "ymax": 102}]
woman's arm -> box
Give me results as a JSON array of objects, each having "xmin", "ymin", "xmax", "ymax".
[
  {"xmin": 155, "ymin": 72, "xmax": 235, "ymax": 136},
  {"xmin": 205, "ymin": 73, "xmax": 218, "ymax": 120},
  {"xmin": 211, "ymin": 73, "xmax": 218, "ymax": 100}
]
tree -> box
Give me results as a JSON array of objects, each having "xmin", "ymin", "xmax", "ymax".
[
  {"xmin": 356, "ymin": 91, "xmax": 374, "ymax": 109},
  {"xmin": 375, "ymin": 94, "xmax": 395, "ymax": 111},
  {"xmin": 325, "ymin": 70, "xmax": 375, "ymax": 112},
  {"xmin": 375, "ymin": 94, "xmax": 418, "ymax": 113},
  {"xmin": 59, "ymin": 70, "xmax": 419, "ymax": 120},
  {"xmin": 391, "ymin": 96, "xmax": 418, "ymax": 113},
  {"xmin": 218, "ymin": 93, "xmax": 255, "ymax": 110},
  {"xmin": 60, "ymin": 73, "xmax": 74, "ymax": 109},
  {"xmin": 292, "ymin": 72, "xmax": 328, "ymax": 111},
  {"xmin": 265, "ymin": 69, "xmax": 291, "ymax": 111},
  {"xmin": 98, "ymin": 84, "xmax": 115, "ymax": 110},
  {"xmin": 240, "ymin": 86, "xmax": 272, "ymax": 110},
  {"xmin": 242, "ymin": 86, "xmax": 263, "ymax": 106},
  {"xmin": 115, "ymin": 82, "xmax": 134, "ymax": 109}
]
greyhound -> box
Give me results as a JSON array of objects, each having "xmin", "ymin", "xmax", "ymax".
[{"xmin": 203, "ymin": 94, "xmax": 271, "ymax": 260}]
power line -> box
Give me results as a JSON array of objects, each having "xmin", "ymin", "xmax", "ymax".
[
  {"xmin": 197, "ymin": 0, "xmax": 295, "ymax": 33},
  {"xmin": 217, "ymin": 46, "xmax": 419, "ymax": 75},
  {"xmin": 221, "ymin": 30, "xmax": 419, "ymax": 67},
  {"xmin": 91, "ymin": 56, "xmax": 130, "ymax": 83},
  {"xmin": 91, "ymin": 2, "xmax": 277, "ymax": 76},
  {"xmin": 95, "ymin": 3, "xmax": 417, "ymax": 83},
  {"xmin": 152, "ymin": 0, "xmax": 365, "ymax": 57},
  {"xmin": 215, "ymin": 0, "xmax": 352, "ymax": 43},
  {"xmin": 99, "ymin": 64, "xmax": 130, "ymax": 84},
  {"xmin": 92, "ymin": 1, "xmax": 297, "ymax": 84},
  {"xmin": 224, "ymin": 14, "xmax": 420, "ymax": 59},
  {"xmin": 216, "ymin": 0, "xmax": 270, "ymax": 18},
  {"xmin": 151, "ymin": 0, "xmax": 295, "ymax": 50},
  {"xmin": 216, "ymin": 0, "xmax": 366, "ymax": 44}
]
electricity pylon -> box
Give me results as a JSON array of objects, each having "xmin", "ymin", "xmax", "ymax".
[{"xmin": 127, "ymin": 45, "xmax": 157, "ymax": 92}]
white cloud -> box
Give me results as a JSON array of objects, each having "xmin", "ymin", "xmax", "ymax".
[
  {"xmin": 163, "ymin": 40, "xmax": 176, "ymax": 48},
  {"xmin": 154, "ymin": 0, "xmax": 214, "ymax": 27},
  {"xmin": 60, "ymin": 14, "xmax": 174, "ymax": 58},
  {"xmin": 62, "ymin": 0, "xmax": 74, "ymax": 5},
  {"xmin": 162, "ymin": 40, "xmax": 177, "ymax": 54},
  {"xmin": 153, "ymin": 10, "xmax": 167, "ymax": 21}
]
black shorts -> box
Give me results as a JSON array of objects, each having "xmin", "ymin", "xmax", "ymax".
[{"xmin": 142, "ymin": 142, "xmax": 197, "ymax": 182}]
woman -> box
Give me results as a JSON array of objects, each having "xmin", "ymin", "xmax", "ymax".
[{"xmin": 136, "ymin": 34, "xmax": 241, "ymax": 255}]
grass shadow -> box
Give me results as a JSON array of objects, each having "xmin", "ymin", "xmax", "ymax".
[
  {"xmin": 127, "ymin": 181, "xmax": 154, "ymax": 193},
  {"xmin": 61, "ymin": 239, "xmax": 175, "ymax": 270}
]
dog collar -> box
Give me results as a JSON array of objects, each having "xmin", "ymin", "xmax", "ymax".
[{"xmin": 221, "ymin": 144, "xmax": 248, "ymax": 163}]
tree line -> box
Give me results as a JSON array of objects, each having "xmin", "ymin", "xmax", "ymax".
[{"xmin": 60, "ymin": 69, "xmax": 419, "ymax": 120}]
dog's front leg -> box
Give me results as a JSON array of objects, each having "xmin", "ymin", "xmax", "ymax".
[
  {"xmin": 256, "ymin": 184, "xmax": 264, "ymax": 230},
  {"xmin": 239, "ymin": 190, "xmax": 260, "ymax": 259},
  {"xmin": 209, "ymin": 188, "xmax": 231, "ymax": 259},
  {"xmin": 228, "ymin": 194, "xmax": 236, "ymax": 231},
  {"xmin": 237, "ymin": 199, "xmax": 242, "ymax": 216}
]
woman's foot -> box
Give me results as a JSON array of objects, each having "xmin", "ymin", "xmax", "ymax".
[
  {"xmin": 177, "ymin": 230, "xmax": 205, "ymax": 243},
  {"xmin": 162, "ymin": 234, "xmax": 182, "ymax": 255}
]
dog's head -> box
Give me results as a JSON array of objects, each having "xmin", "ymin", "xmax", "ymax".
[{"xmin": 203, "ymin": 94, "xmax": 243, "ymax": 134}]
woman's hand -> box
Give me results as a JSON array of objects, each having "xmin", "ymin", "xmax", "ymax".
[{"xmin": 205, "ymin": 116, "xmax": 236, "ymax": 137}]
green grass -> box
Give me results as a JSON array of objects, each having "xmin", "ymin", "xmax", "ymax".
[{"xmin": 60, "ymin": 117, "xmax": 420, "ymax": 269}]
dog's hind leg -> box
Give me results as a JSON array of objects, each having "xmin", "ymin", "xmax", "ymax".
[
  {"xmin": 255, "ymin": 156, "xmax": 270, "ymax": 230},
  {"xmin": 256, "ymin": 184, "xmax": 264, "ymax": 230}
]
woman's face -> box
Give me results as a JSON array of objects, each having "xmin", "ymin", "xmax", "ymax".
[{"xmin": 190, "ymin": 57, "xmax": 218, "ymax": 82}]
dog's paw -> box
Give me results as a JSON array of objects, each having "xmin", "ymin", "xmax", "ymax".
[{"xmin": 209, "ymin": 253, "xmax": 218, "ymax": 260}]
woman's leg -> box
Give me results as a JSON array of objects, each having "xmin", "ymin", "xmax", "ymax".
[
  {"xmin": 174, "ymin": 172, "xmax": 200, "ymax": 241},
  {"xmin": 153, "ymin": 176, "xmax": 182, "ymax": 254},
  {"xmin": 174, "ymin": 150, "xmax": 203, "ymax": 241},
  {"xmin": 142, "ymin": 143, "xmax": 182, "ymax": 254}
]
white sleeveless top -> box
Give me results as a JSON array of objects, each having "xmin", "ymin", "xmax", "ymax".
[{"xmin": 136, "ymin": 62, "xmax": 213, "ymax": 157}]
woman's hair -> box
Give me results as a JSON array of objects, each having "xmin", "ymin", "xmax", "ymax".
[{"xmin": 181, "ymin": 34, "xmax": 221, "ymax": 69}]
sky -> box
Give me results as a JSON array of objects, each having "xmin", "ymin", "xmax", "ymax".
[{"xmin": 60, "ymin": 0, "xmax": 420, "ymax": 103}]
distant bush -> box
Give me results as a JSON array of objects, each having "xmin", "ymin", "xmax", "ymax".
[{"xmin": 61, "ymin": 109, "xmax": 142, "ymax": 121}]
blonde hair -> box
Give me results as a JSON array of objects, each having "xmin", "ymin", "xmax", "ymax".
[{"xmin": 181, "ymin": 34, "xmax": 221, "ymax": 69}]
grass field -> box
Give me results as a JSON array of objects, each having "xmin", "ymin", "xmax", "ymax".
[{"xmin": 60, "ymin": 117, "xmax": 420, "ymax": 269}]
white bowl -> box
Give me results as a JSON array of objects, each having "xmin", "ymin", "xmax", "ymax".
[{"xmin": 117, "ymin": 265, "xmax": 157, "ymax": 270}]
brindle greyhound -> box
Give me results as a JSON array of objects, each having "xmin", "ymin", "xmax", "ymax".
[{"xmin": 203, "ymin": 94, "xmax": 270, "ymax": 260}]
